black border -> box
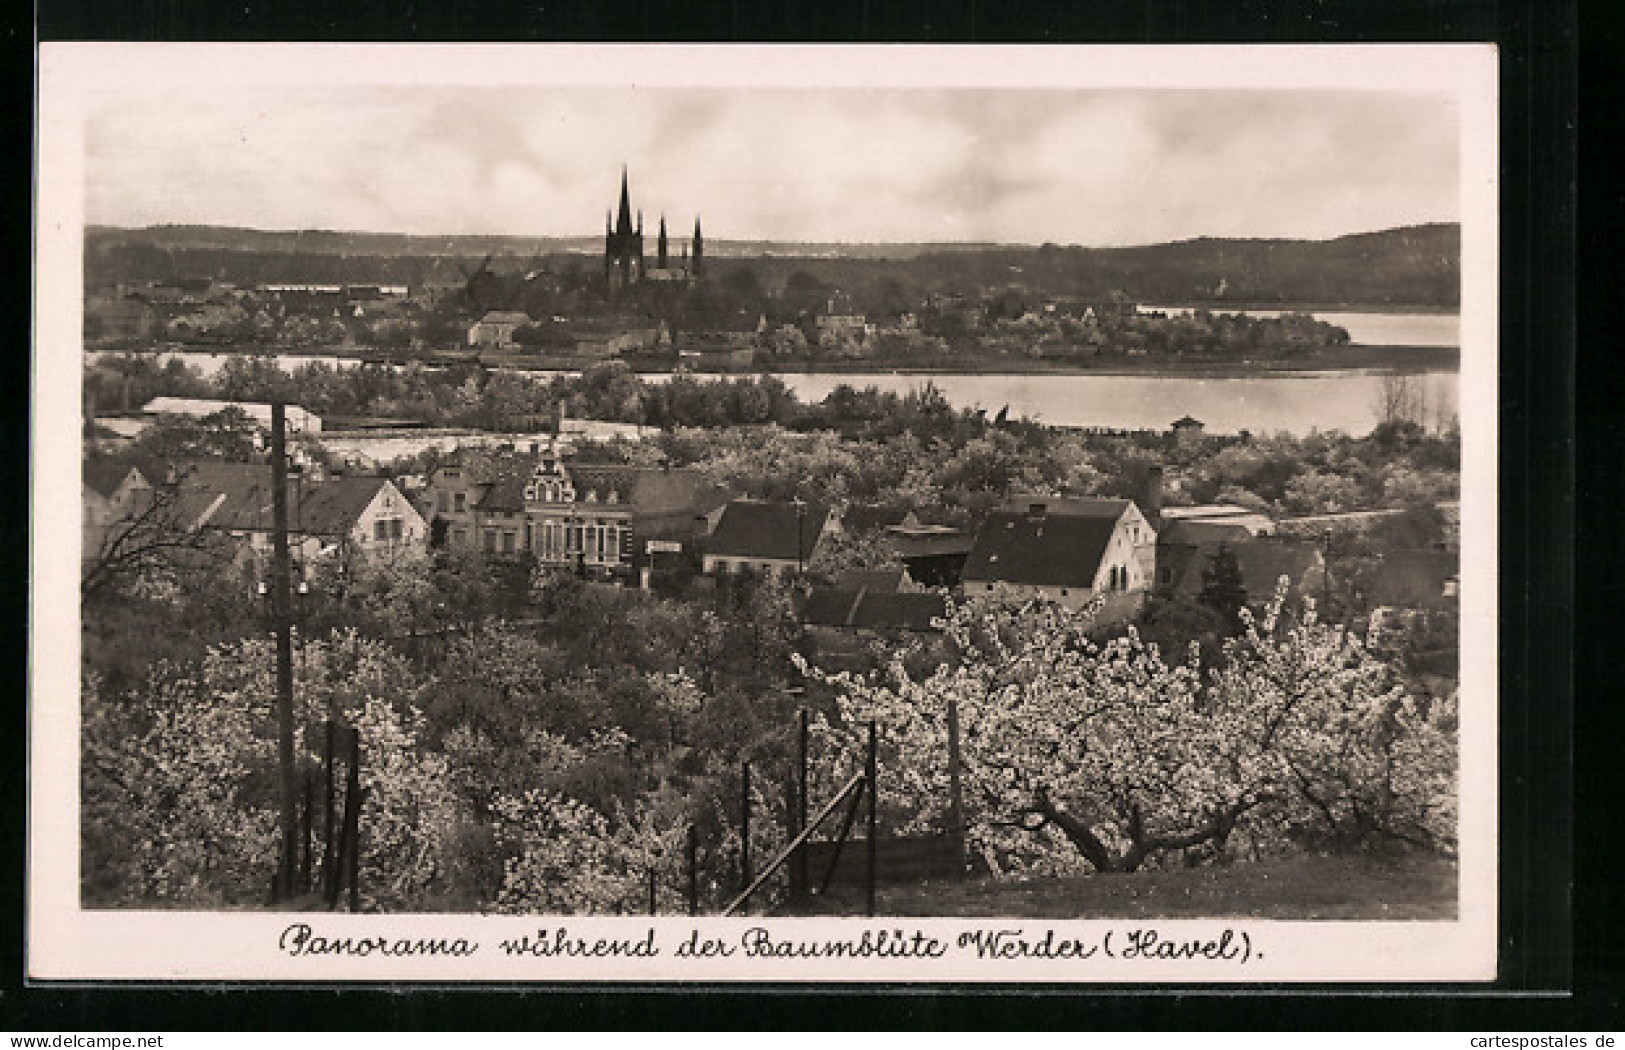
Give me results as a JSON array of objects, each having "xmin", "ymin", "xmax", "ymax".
[{"xmin": 19, "ymin": 0, "xmax": 1586, "ymax": 1031}]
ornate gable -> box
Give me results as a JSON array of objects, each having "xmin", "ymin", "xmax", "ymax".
[{"xmin": 523, "ymin": 458, "xmax": 575, "ymax": 506}]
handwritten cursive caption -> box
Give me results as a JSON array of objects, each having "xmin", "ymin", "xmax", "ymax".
[{"xmin": 277, "ymin": 923, "xmax": 1260, "ymax": 965}]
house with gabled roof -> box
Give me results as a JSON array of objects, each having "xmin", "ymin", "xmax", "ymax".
[
  {"xmin": 960, "ymin": 496, "xmax": 1157, "ymax": 614},
  {"xmin": 82, "ymin": 460, "xmax": 155, "ymax": 562},
  {"xmin": 151, "ymin": 458, "xmax": 426, "ymax": 568},
  {"xmin": 702, "ymin": 498, "xmax": 833, "ymax": 576}
]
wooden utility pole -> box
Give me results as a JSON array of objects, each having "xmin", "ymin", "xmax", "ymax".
[{"xmin": 270, "ymin": 402, "xmax": 298, "ymax": 901}]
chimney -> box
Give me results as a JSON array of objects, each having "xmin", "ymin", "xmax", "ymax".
[{"xmin": 1144, "ymin": 465, "xmax": 1164, "ymax": 525}]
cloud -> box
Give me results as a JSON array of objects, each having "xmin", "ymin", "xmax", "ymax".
[{"xmin": 83, "ymin": 86, "xmax": 1459, "ymax": 244}]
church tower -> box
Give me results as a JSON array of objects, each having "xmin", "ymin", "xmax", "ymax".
[
  {"xmin": 691, "ymin": 216, "xmax": 704, "ymax": 280},
  {"xmin": 657, "ymin": 215, "xmax": 669, "ymax": 269},
  {"xmin": 605, "ymin": 167, "xmax": 645, "ymax": 291}
]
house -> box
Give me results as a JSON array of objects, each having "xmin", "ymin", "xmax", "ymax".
[
  {"xmin": 702, "ymin": 499, "xmax": 833, "ymax": 575},
  {"xmin": 141, "ymin": 397, "xmax": 322, "ymax": 434},
  {"xmin": 468, "ymin": 311, "xmax": 532, "ymax": 348},
  {"xmin": 154, "ymin": 459, "xmax": 425, "ymax": 567},
  {"xmin": 82, "ymin": 460, "xmax": 154, "ymax": 561},
  {"xmin": 422, "ymin": 447, "xmax": 731, "ymax": 579},
  {"xmin": 960, "ymin": 496, "xmax": 1157, "ymax": 614}
]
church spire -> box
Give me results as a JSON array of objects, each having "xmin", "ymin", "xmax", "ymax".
[
  {"xmin": 616, "ymin": 166, "xmax": 634, "ymax": 235},
  {"xmin": 691, "ymin": 216, "xmax": 704, "ymax": 279},
  {"xmin": 657, "ymin": 214, "xmax": 669, "ymax": 269}
]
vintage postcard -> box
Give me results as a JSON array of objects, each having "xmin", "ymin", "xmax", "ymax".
[{"xmin": 32, "ymin": 43, "xmax": 1498, "ymax": 982}]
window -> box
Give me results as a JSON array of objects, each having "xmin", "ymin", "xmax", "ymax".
[
  {"xmin": 389, "ymin": 518, "xmax": 403, "ymax": 541},
  {"xmin": 375, "ymin": 520, "xmax": 389, "ymax": 542},
  {"xmin": 483, "ymin": 530, "xmax": 497, "ymax": 552},
  {"xmin": 453, "ymin": 528, "xmax": 467, "ymax": 545},
  {"xmin": 437, "ymin": 492, "xmax": 449, "ymax": 513},
  {"xmin": 453, "ymin": 492, "xmax": 467, "ymax": 513},
  {"xmin": 502, "ymin": 531, "xmax": 516, "ymax": 553},
  {"xmin": 716, "ymin": 560, "xmax": 730, "ymax": 573}
]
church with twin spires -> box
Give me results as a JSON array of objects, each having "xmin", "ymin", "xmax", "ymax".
[{"xmin": 604, "ymin": 167, "xmax": 704, "ymax": 292}]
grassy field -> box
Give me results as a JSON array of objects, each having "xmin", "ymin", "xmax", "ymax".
[{"xmin": 813, "ymin": 853, "xmax": 1457, "ymax": 921}]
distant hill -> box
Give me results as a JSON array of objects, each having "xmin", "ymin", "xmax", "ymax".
[{"xmin": 83, "ymin": 223, "xmax": 1459, "ymax": 307}]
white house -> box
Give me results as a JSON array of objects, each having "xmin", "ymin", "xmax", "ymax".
[{"xmin": 961, "ymin": 497, "xmax": 1157, "ymax": 614}]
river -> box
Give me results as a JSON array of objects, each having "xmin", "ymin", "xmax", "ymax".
[{"xmin": 89, "ymin": 309, "xmax": 1461, "ymax": 436}]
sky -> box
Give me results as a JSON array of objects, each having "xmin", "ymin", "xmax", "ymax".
[{"xmin": 85, "ymin": 87, "xmax": 1460, "ymax": 246}]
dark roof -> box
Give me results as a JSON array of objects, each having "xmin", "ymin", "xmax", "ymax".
[
  {"xmin": 1162, "ymin": 538, "xmax": 1324, "ymax": 603},
  {"xmin": 850, "ymin": 591, "xmax": 947, "ymax": 631},
  {"xmin": 802, "ymin": 587, "xmax": 947, "ymax": 631},
  {"xmin": 1171, "ymin": 415, "xmax": 1204, "ymax": 428},
  {"xmin": 298, "ymin": 477, "xmax": 391, "ymax": 536},
  {"xmin": 165, "ymin": 459, "xmax": 281, "ymax": 531},
  {"xmin": 962, "ymin": 510, "xmax": 1121, "ymax": 589},
  {"xmin": 708, "ymin": 499, "xmax": 829, "ymax": 562},
  {"xmin": 835, "ymin": 568, "xmax": 906, "ymax": 592},
  {"xmin": 158, "ymin": 459, "xmax": 396, "ymax": 537},
  {"xmin": 999, "ymin": 496, "xmax": 1133, "ymax": 519},
  {"xmin": 842, "ymin": 504, "xmax": 912, "ymax": 533},
  {"xmin": 83, "ymin": 459, "xmax": 139, "ymax": 498},
  {"xmin": 1158, "ymin": 519, "xmax": 1255, "ymax": 546},
  {"xmin": 1364, "ymin": 549, "xmax": 1458, "ymax": 608},
  {"xmin": 802, "ymin": 588, "xmax": 861, "ymax": 626},
  {"xmin": 473, "ymin": 471, "xmax": 530, "ymax": 514}
]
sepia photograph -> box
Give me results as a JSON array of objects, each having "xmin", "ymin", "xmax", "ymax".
[{"xmin": 31, "ymin": 43, "xmax": 1499, "ymax": 982}]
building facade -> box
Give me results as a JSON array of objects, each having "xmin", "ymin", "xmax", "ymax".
[{"xmin": 425, "ymin": 447, "xmax": 730, "ymax": 577}]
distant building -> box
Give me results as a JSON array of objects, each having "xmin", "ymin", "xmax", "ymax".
[
  {"xmin": 1170, "ymin": 415, "xmax": 1206, "ymax": 442},
  {"xmin": 141, "ymin": 397, "xmax": 322, "ymax": 433},
  {"xmin": 961, "ymin": 496, "xmax": 1157, "ymax": 614},
  {"xmin": 604, "ymin": 168, "xmax": 704, "ymax": 292},
  {"xmin": 85, "ymin": 297, "xmax": 158, "ymax": 340},
  {"xmin": 468, "ymin": 310, "xmax": 532, "ymax": 348},
  {"xmin": 702, "ymin": 499, "xmax": 833, "ymax": 575}
]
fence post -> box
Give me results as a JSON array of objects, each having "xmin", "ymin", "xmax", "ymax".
[
  {"xmin": 739, "ymin": 760, "xmax": 752, "ymax": 893},
  {"xmin": 269, "ymin": 402, "xmax": 298, "ymax": 901},
  {"xmin": 865, "ymin": 720, "xmax": 878, "ymax": 918},
  {"xmin": 686, "ymin": 823, "xmax": 699, "ymax": 917}
]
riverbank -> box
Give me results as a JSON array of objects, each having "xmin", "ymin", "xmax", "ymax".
[{"xmin": 97, "ymin": 342, "xmax": 1459, "ymax": 378}]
